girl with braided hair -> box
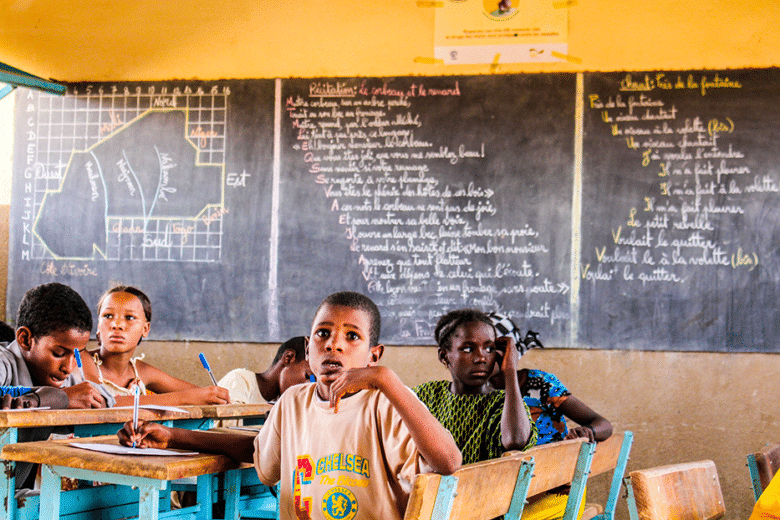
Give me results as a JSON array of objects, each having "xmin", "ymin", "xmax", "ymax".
[{"xmin": 413, "ymin": 308, "xmax": 537, "ymax": 465}]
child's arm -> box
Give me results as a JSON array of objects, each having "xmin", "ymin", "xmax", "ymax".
[
  {"xmin": 117, "ymin": 419, "xmax": 256, "ymax": 462},
  {"xmin": 117, "ymin": 362, "xmax": 230, "ymax": 406},
  {"xmin": 496, "ymin": 337, "xmax": 535, "ymax": 451},
  {"xmin": 113, "ymin": 387, "xmax": 230, "ymax": 407},
  {"xmin": 329, "ymin": 366, "xmax": 462, "ymax": 475},
  {"xmin": 561, "ymin": 396, "xmax": 613, "ymax": 442}
]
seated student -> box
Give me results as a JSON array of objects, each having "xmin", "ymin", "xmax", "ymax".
[
  {"xmin": 0, "ymin": 282, "xmax": 111, "ymax": 492},
  {"xmin": 487, "ymin": 313, "xmax": 612, "ymax": 444},
  {"xmin": 119, "ymin": 291, "xmax": 461, "ymax": 520},
  {"xmin": 80, "ymin": 285, "xmax": 230, "ymax": 406},
  {"xmin": 413, "ymin": 308, "xmax": 537, "ymax": 465},
  {"xmin": 488, "ymin": 312, "xmax": 612, "ymax": 520},
  {"xmin": 218, "ymin": 336, "xmax": 313, "ymax": 404}
]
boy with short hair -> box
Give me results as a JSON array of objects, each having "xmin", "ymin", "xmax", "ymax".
[
  {"xmin": 0, "ymin": 282, "xmax": 114, "ymax": 490},
  {"xmin": 120, "ymin": 291, "xmax": 462, "ymax": 520},
  {"xmin": 218, "ymin": 335, "xmax": 312, "ymax": 405}
]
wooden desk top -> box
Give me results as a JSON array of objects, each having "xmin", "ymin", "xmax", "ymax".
[
  {"xmin": 0, "ymin": 403, "xmax": 271, "ymax": 428},
  {"xmin": 1, "ymin": 435, "xmax": 250, "ymax": 481}
]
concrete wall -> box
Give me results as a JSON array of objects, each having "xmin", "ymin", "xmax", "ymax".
[{"xmin": 2, "ymin": 2, "xmax": 780, "ymax": 517}]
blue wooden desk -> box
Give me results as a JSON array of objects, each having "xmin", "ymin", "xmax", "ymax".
[
  {"xmin": 0, "ymin": 404, "xmax": 271, "ymax": 520},
  {"xmin": 2, "ymin": 435, "xmax": 248, "ymax": 520}
]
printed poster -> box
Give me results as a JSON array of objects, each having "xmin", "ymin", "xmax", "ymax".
[{"xmin": 434, "ymin": 0, "xmax": 568, "ymax": 64}]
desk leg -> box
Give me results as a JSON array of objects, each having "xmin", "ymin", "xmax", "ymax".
[
  {"xmin": 197, "ymin": 473, "xmax": 214, "ymax": 520},
  {"xmin": 40, "ymin": 465, "xmax": 62, "ymax": 520},
  {"xmin": 139, "ymin": 485, "xmax": 161, "ymax": 520},
  {"xmin": 223, "ymin": 469, "xmax": 241, "ymax": 520},
  {"xmin": 1, "ymin": 428, "xmax": 18, "ymax": 520}
]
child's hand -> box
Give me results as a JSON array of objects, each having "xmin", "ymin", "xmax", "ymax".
[
  {"xmin": 495, "ymin": 336, "xmax": 519, "ymax": 376},
  {"xmin": 328, "ymin": 366, "xmax": 388, "ymax": 412},
  {"xmin": 118, "ymin": 419, "xmax": 172, "ymax": 449},
  {"xmin": 186, "ymin": 386, "xmax": 231, "ymax": 405},
  {"xmin": 565, "ymin": 426, "xmax": 596, "ymax": 442},
  {"xmin": 1, "ymin": 392, "xmax": 37, "ymax": 409},
  {"xmin": 64, "ymin": 381, "xmax": 107, "ymax": 409}
]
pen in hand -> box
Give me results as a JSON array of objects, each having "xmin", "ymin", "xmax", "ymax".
[
  {"xmin": 132, "ymin": 385, "xmax": 140, "ymax": 449},
  {"xmin": 199, "ymin": 353, "xmax": 218, "ymax": 386},
  {"xmin": 74, "ymin": 348, "xmax": 85, "ymax": 381}
]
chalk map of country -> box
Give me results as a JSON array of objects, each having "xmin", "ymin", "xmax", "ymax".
[{"xmin": 34, "ymin": 110, "xmax": 222, "ymax": 259}]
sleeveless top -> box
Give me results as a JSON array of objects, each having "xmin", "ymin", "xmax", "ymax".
[{"xmin": 92, "ymin": 352, "xmax": 148, "ymax": 397}]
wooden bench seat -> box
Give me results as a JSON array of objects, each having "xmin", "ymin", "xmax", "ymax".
[
  {"xmin": 625, "ymin": 460, "xmax": 725, "ymax": 520},
  {"xmin": 403, "ymin": 437, "xmax": 592, "ymax": 520}
]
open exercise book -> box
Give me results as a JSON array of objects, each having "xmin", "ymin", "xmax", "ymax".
[{"xmin": 70, "ymin": 443, "xmax": 198, "ymax": 456}]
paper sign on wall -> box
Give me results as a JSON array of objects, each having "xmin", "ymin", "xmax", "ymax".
[{"xmin": 434, "ymin": 0, "xmax": 568, "ymax": 64}]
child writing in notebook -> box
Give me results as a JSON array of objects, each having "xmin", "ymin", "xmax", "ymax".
[
  {"xmin": 119, "ymin": 291, "xmax": 461, "ymax": 520},
  {"xmin": 413, "ymin": 308, "xmax": 537, "ymax": 465},
  {"xmin": 80, "ymin": 285, "xmax": 230, "ymax": 406},
  {"xmin": 0, "ymin": 282, "xmax": 111, "ymax": 492}
]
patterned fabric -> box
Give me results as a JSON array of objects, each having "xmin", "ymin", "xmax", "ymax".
[
  {"xmin": 487, "ymin": 312, "xmax": 544, "ymax": 357},
  {"xmin": 521, "ymin": 369, "xmax": 571, "ymax": 445},
  {"xmin": 413, "ymin": 380, "xmax": 537, "ymax": 465}
]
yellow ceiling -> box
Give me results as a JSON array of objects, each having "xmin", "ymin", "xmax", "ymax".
[{"xmin": 1, "ymin": 0, "xmax": 779, "ymax": 82}]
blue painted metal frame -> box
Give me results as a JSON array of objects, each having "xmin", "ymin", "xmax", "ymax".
[
  {"xmin": 563, "ymin": 441, "xmax": 597, "ymax": 520},
  {"xmin": 504, "ymin": 458, "xmax": 535, "ymax": 520},
  {"xmin": 591, "ymin": 431, "xmax": 634, "ymax": 520},
  {"xmin": 0, "ymin": 62, "xmax": 66, "ymax": 96},
  {"xmin": 623, "ymin": 475, "xmax": 640, "ymax": 520},
  {"xmin": 1, "ymin": 427, "xmax": 19, "ymax": 520},
  {"xmin": 747, "ymin": 453, "xmax": 764, "ymax": 502},
  {"xmin": 430, "ymin": 474, "xmax": 458, "ymax": 519}
]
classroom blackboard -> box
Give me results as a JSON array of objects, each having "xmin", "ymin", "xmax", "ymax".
[
  {"xmin": 579, "ymin": 69, "xmax": 780, "ymax": 351},
  {"xmin": 7, "ymin": 70, "xmax": 780, "ymax": 351},
  {"xmin": 8, "ymin": 81, "xmax": 277, "ymax": 341},
  {"xmin": 275, "ymin": 75, "xmax": 575, "ymax": 343},
  {"xmin": 7, "ymin": 75, "xmax": 576, "ymax": 345}
]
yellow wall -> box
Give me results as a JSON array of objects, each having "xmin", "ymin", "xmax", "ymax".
[
  {"xmin": 0, "ymin": 1, "xmax": 778, "ymax": 81},
  {"xmin": 1, "ymin": 2, "xmax": 779, "ymax": 518}
]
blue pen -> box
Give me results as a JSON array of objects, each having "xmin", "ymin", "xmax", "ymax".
[
  {"xmin": 74, "ymin": 348, "xmax": 85, "ymax": 381},
  {"xmin": 199, "ymin": 353, "xmax": 218, "ymax": 386}
]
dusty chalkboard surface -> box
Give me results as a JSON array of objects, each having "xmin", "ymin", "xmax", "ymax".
[
  {"xmin": 7, "ymin": 75, "xmax": 576, "ymax": 344},
  {"xmin": 579, "ymin": 69, "xmax": 780, "ymax": 351},
  {"xmin": 275, "ymin": 75, "xmax": 576, "ymax": 343},
  {"xmin": 7, "ymin": 70, "xmax": 779, "ymax": 351},
  {"xmin": 8, "ymin": 80, "xmax": 277, "ymax": 341}
]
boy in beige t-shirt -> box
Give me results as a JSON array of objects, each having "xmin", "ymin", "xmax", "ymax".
[{"xmin": 120, "ymin": 291, "xmax": 461, "ymax": 520}]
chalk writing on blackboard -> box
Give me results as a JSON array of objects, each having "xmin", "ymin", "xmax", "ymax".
[
  {"xmin": 580, "ymin": 70, "xmax": 780, "ymax": 351},
  {"xmin": 280, "ymin": 76, "xmax": 575, "ymax": 341}
]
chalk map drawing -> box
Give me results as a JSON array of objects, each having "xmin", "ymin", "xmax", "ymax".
[{"xmin": 25, "ymin": 86, "xmax": 228, "ymax": 262}]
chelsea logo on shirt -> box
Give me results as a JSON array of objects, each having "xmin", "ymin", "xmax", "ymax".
[{"xmin": 322, "ymin": 487, "xmax": 358, "ymax": 520}]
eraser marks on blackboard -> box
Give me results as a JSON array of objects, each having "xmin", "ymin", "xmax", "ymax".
[
  {"xmin": 552, "ymin": 0, "xmax": 577, "ymax": 8},
  {"xmin": 416, "ymin": 1, "xmax": 444, "ymax": 7},
  {"xmin": 414, "ymin": 57, "xmax": 444, "ymax": 65},
  {"xmin": 551, "ymin": 51, "xmax": 582, "ymax": 64}
]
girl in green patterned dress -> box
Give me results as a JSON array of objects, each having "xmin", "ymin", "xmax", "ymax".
[{"xmin": 413, "ymin": 308, "xmax": 537, "ymax": 465}]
